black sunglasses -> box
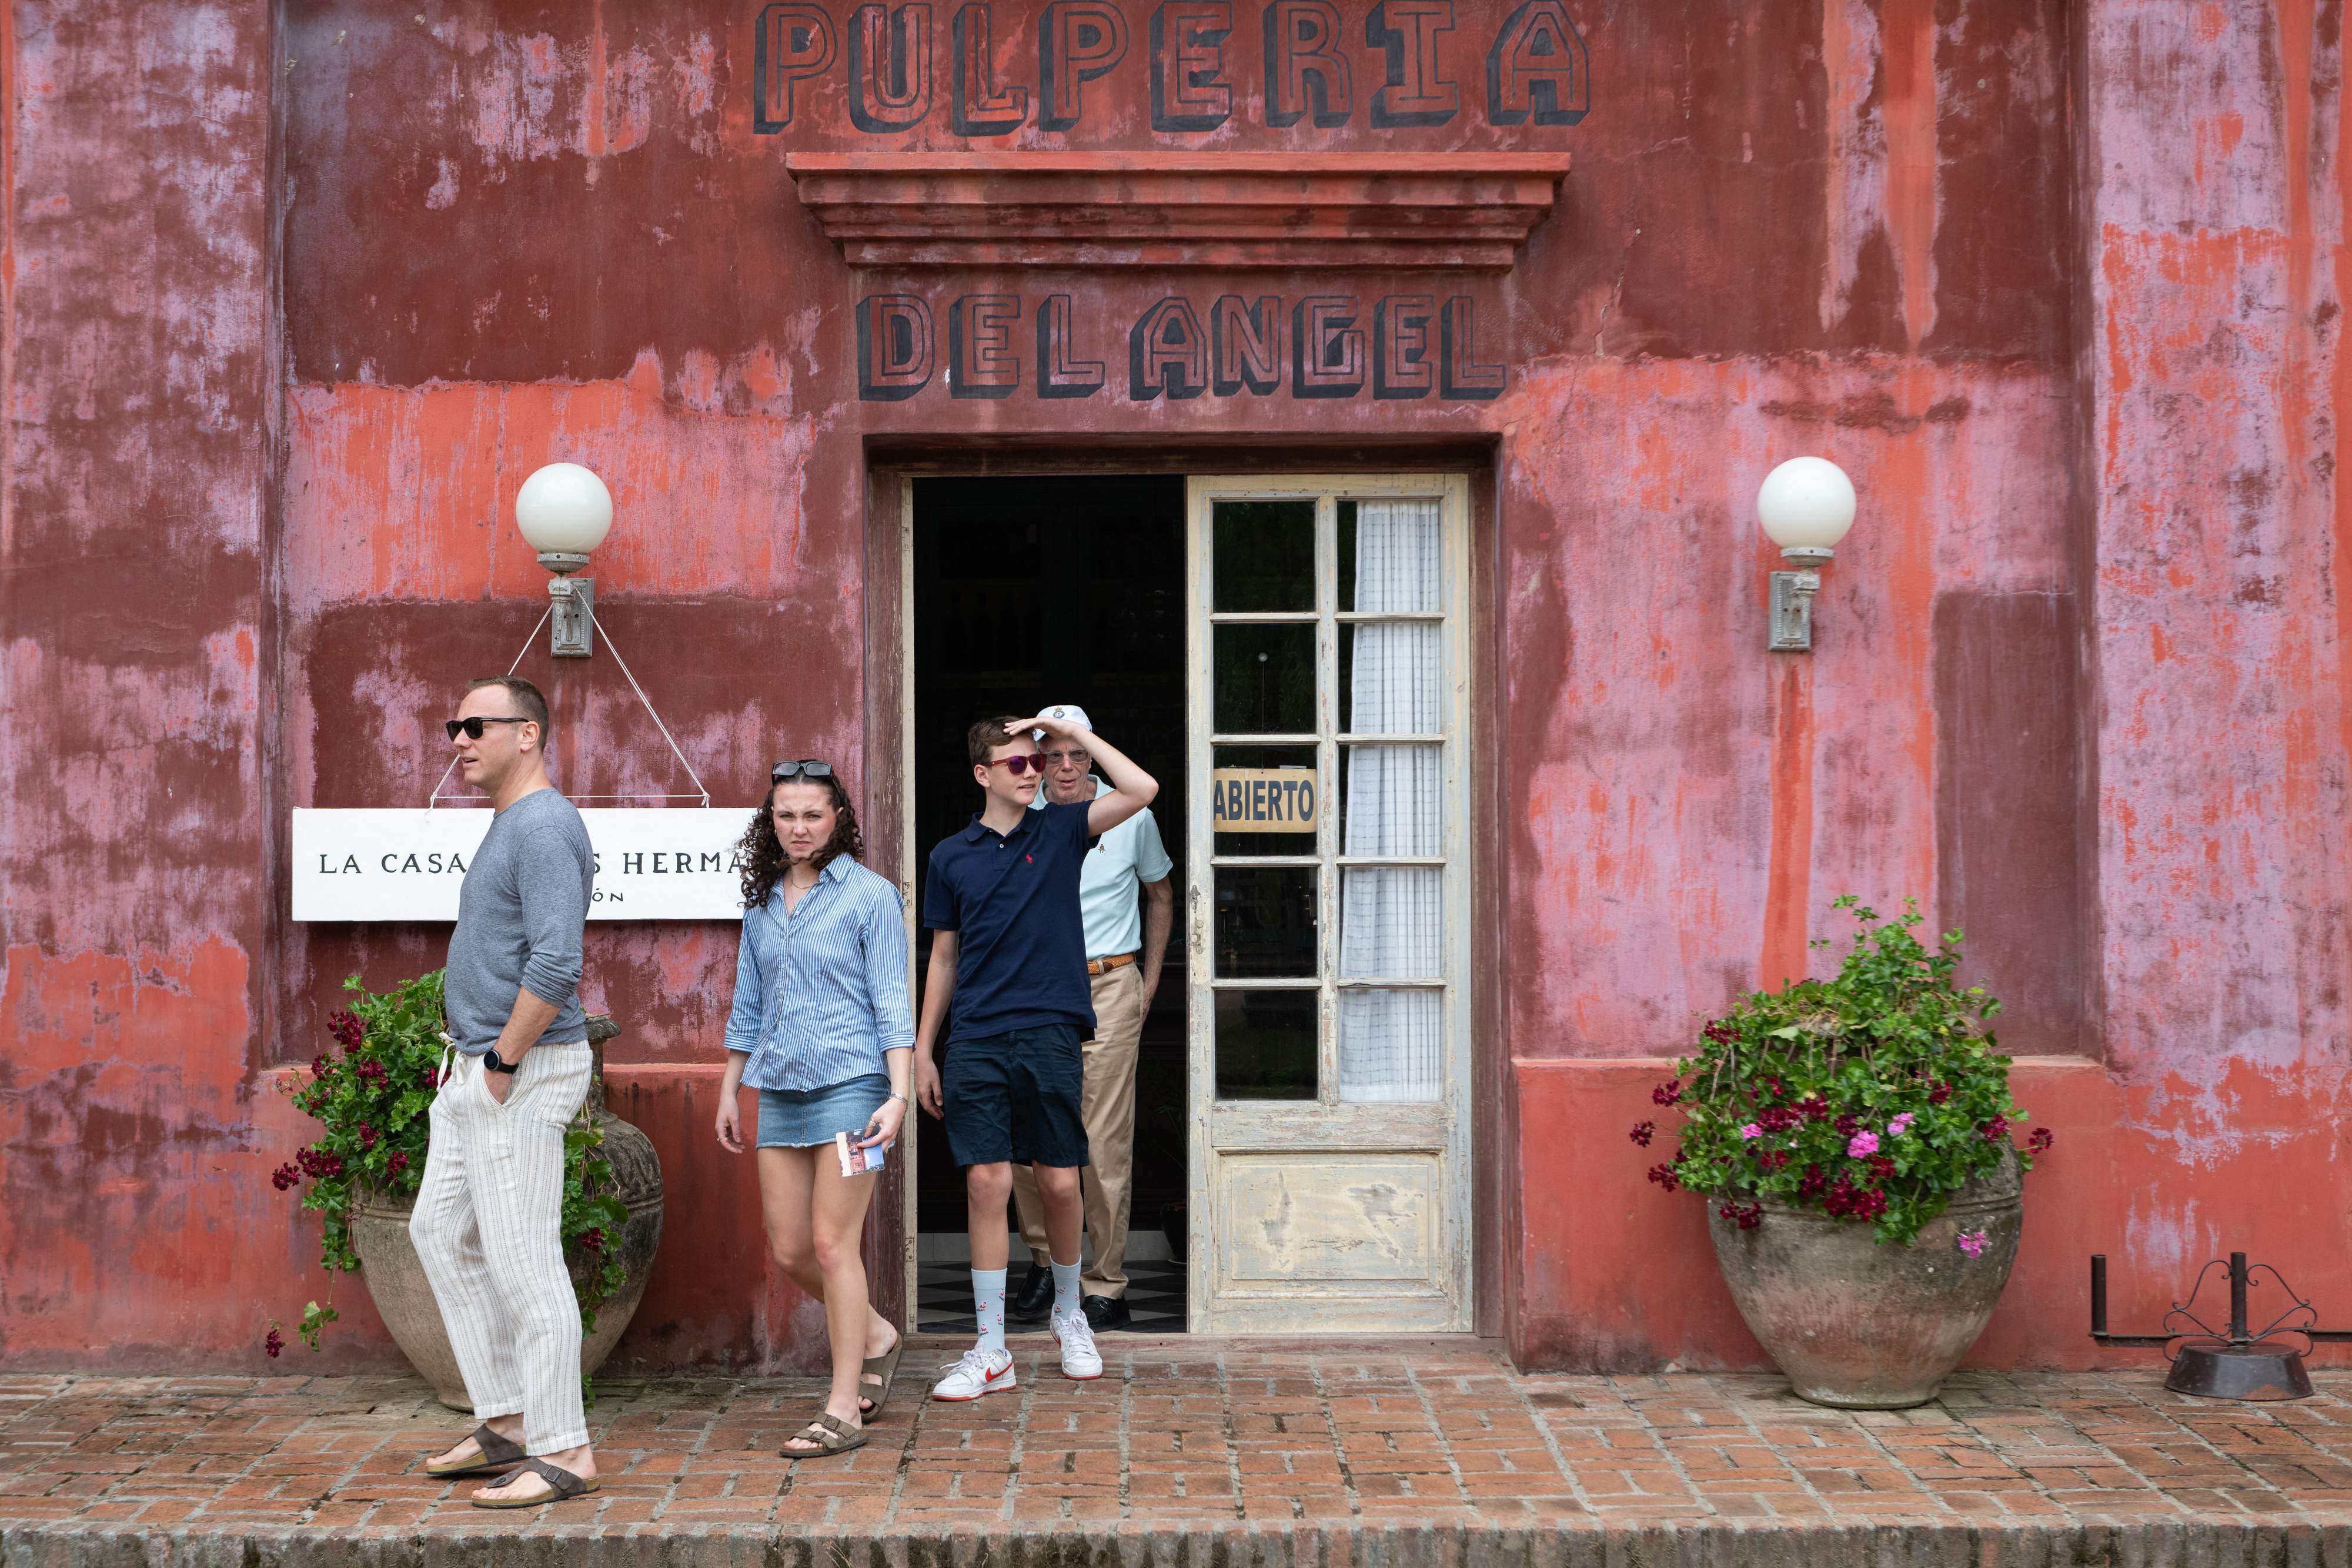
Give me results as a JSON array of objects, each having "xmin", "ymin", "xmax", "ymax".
[
  {"xmin": 772, "ymin": 758, "xmax": 835, "ymax": 781},
  {"xmin": 446, "ymin": 716, "xmax": 529, "ymax": 741}
]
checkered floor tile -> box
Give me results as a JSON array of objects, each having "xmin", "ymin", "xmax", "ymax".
[{"xmin": 916, "ymin": 1256, "xmax": 1188, "ymax": 1335}]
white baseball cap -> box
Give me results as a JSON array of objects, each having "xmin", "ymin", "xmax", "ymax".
[{"xmin": 1033, "ymin": 703, "xmax": 1092, "ymax": 743}]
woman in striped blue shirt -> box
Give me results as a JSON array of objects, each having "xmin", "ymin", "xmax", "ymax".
[{"xmin": 717, "ymin": 760, "xmax": 913, "ymax": 1459}]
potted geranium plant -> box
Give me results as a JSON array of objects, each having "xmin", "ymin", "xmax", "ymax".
[
  {"xmin": 1637, "ymin": 898, "xmax": 2053, "ymax": 1408},
  {"xmin": 266, "ymin": 971, "xmax": 661, "ymax": 1407}
]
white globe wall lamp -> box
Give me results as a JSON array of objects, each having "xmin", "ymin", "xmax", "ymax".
[
  {"xmin": 1756, "ymin": 456, "xmax": 1857, "ymax": 652},
  {"xmin": 513, "ymin": 462, "xmax": 614, "ymax": 658}
]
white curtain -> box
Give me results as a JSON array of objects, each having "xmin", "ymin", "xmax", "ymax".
[{"xmin": 1337, "ymin": 500, "xmax": 1445, "ymax": 1104}]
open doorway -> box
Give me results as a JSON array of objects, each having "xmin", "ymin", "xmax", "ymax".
[{"xmin": 908, "ymin": 474, "xmax": 1190, "ymax": 1334}]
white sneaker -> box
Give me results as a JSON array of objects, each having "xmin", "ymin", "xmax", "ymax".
[
  {"xmin": 930, "ymin": 1345, "xmax": 1016, "ymax": 1402},
  {"xmin": 1052, "ymin": 1306, "xmax": 1103, "ymax": 1380}
]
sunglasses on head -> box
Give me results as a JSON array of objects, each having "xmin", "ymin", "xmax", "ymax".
[
  {"xmin": 771, "ymin": 758, "xmax": 835, "ymax": 781},
  {"xmin": 446, "ymin": 716, "xmax": 529, "ymax": 741},
  {"xmin": 985, "ymin": 753, "xmax": 1045, "ymax": 776}
]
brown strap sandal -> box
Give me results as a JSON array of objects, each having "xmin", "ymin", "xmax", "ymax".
[
  {"xmin": 469, "ymin": 1456, "xmax": 600, "ymax": 1508},
  {"xmin": 424, "ymin": 1422, "xmax": 527, "ymax": 1478},
  {"xmin": 859, "ymin": 1333, "xmax": 906, "ymax": 1417},
  {"xmin": 781, "ymin": 1412, "xmax": 869, "ymax": 1459}
]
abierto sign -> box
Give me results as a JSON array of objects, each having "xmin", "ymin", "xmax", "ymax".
[
  {"xmin": 1211, "ymin": 767, "xmax": 1319, "ymax": 834},
  {"xmin": 291, "ymin": 808, "xmax": 748, "ymax": 922}
]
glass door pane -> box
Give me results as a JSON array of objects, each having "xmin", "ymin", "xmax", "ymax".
[{"xmin": 1214, "ymin": 500, "xmax": 1315, "ymax": 611}]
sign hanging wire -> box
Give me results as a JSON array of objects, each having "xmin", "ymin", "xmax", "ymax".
[{"xmin": 428, "ymin": 601, "xmax": 712, "ymax": 809}]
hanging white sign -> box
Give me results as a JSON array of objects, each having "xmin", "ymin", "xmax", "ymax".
[{"xmin": 291, "ymin": 808, "xmax": 749, "ymax": 922}]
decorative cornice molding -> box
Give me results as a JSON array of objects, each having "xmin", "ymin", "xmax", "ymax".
[{"xmin": 783, "ymin": 152, "xmax": 1573, "ymax": 270}]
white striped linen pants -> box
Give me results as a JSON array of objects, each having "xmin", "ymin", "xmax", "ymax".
[{"xmin": 409, "ymin": 1044, "xmax": 593, "ymax": 1455}]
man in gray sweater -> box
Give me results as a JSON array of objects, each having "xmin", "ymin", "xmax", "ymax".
[{"xmin": 410, "ymin": 676, "xmax": 602, "ymax": 1509}]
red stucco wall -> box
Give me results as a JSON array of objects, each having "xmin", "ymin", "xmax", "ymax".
[{"xmin": 3, "ymin": 0, "xmax": 2340, "ymax": 1373}]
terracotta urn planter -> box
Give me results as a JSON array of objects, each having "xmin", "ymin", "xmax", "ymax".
[
  {"xmin": 1706, "ymin": 1152, "xmax": 2022, "ymax": 1409},
  {"xmin": 349, "ymin": 1015, "xmax": 664, "ymax": 1410}
]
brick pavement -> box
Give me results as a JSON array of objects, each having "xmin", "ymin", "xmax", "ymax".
[{"xmin": 7, "ymin": 1340, "xmax": 2352, "ymax": 1563}]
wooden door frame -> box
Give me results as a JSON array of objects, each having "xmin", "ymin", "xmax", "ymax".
[{"xmin": 864, "ymin": 446, "xmax": 1505, "ymax": 1342}]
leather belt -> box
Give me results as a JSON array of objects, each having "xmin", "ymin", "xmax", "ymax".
[{"xmin": 1086, "ymin": 952, "xmax": 1139, "ymax": 977}]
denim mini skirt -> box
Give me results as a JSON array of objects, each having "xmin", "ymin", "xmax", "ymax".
[{"xmin": 756, "ymin": 1072, "xmax": 892, "ymax": 1149}]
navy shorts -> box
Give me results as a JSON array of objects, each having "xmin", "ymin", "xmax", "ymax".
[{"xmin": 941, "ymin": 1024, "xmax": 1090, "ymax": 1169}]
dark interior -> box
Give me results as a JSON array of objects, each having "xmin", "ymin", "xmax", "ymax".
[{"xmin": 910, "ymin": 474, "xmax": 1190, "ymax": 1298}]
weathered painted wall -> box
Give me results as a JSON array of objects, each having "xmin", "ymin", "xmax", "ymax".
[
  {"xmin": 5, "ymin": 0, "xmax": 2335, "ymax": 1373},
  {"xmin": 0, "ymin": 2, "xmax": 284, "ymax": 1359}
]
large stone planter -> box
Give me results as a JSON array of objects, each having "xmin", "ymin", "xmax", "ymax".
[
  {"xmin": 350, "ymin": 1017, "xmax": 664, "ymax": 1410},
  {"xmin": 1706, "ymin": 1153, "xmax": 2022, "ymax": 1409}
]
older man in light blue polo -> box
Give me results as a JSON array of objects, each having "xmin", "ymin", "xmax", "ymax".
[{"xmin": 1008, "ymin": 703, "xmax": 1173, "ymax": 1332}]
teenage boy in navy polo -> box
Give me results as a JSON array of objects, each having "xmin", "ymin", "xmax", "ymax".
[{"xmin": 915, "ymin": 711, "xmax": 1158, "ymax": 1397}]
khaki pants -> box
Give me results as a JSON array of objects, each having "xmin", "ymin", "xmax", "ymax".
[{"xmin": 1013, "ymin": 961, "xmax": 1147, "ymax": 1298}]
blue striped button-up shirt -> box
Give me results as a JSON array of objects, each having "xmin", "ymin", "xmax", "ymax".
[{"xmin": 723, "ymin": 855, "xmax": 914, "ymax": 1092}]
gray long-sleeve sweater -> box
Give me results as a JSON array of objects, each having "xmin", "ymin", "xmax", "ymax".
[{"xmin": 444, "ymin": 786, "xmax": 594, "ymax": 1053}]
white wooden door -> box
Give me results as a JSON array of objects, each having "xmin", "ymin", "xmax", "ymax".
[{"xmin": 1184, "ymin": 474, "xmax": 1472, "ymax": 1333}]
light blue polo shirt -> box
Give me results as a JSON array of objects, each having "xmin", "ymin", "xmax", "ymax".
[{"xmin": 1033, "ymin": 777, "xmax": 1174, "ymax": 959}]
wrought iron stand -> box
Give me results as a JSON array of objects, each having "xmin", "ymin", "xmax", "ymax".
[{"xmin": 2090, "ymin": 1251, "xmax": 2352, "ymax": 1400}]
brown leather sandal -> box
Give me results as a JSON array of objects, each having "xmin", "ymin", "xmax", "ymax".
[
  {"xmin": 469, "ymin": 1456, "xmax": 600, "ymax": 1508},
  {"xmin": 782, "ymin": 1412, "xmax": 868, "ymax": 1459},
  {"xmin": 424, "ymin": 1422, "xmax": 527, "ymax": 1479},
  {"xmin": 859, "ymin": 1332, "xmax": 905, "ymax": 1417}
]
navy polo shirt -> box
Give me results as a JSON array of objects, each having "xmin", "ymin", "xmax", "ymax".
[{"xmin": 923, "ymin": 800, "xmax": 1096, "ymax": 1043}]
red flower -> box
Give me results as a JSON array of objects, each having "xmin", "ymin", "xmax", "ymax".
[
  {"xmin": 1981, "ymin": 1114, "xmax": 2010, "ymax": 1143},
  {"xmin": 2028, "ymin": 1127, "xmax": 2054, "ymax": 1154},
  {"xmin": 1832, "ymin": 1112, "xmax": 1859, "ymax": 1138},
  {"xmin": 1927, "ymin": 1081, "xmax": 1953, "ymax": 1105},
  {"xmin": 1645, "ymin": 1162, "xmax": 1682, "ymax": 1193},
  {"xmin": 1796, "ymin": 1095, "xmax": 1830, "ymax": 1122},
  {"xmin": 1652, "ymin": 1079, "xmax": 1683, "ymax": 1108},
  {"xmin": 270, "ymin": 1163, "xmax": 301, "ymax": 1192},
  {"xmin": 387, "ymin": 1151, "xmax": 409, "ymax": 1176},
  {"xmin": 1869, "ymin": 1154, "xmax": 1896, "ymax": 1179},
  {"xmin": 577, "ymin": 1227, "xmax": 608, "ymax": 1253},
  {"xmin": 357, "ymin": 1124, "xmax": 378, "ymax": 1150},
  {"xmin": 1717, "ymin": 1200, "xmax": 1763, "ymax": 1231},
  {"xmin": 1629, "ymin": 1121, "xmax": 1655, "ymax": 1148},
  {"xmin": 1798, "ymin": 1164, "xmax": 1828, "ymax": 1198},
  {"xmin": 328, "ymin": 1010, "xmax": 366, "ymax": 1051},
  {"xmin": 1758, "ymin": 1149, "xmax": 1789, "ymax": 1172},
  {"xmin": 264, "ymin": 1327, "xmax": 285, "ymax": 1359},
  {"xmin": 310, "ymin": 1056, "xmax": 332, "ymax": 1080}
]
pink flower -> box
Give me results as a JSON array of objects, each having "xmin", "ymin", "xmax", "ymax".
[
  {"xmin": 1847, "ymin": 1131, "xmax": 1879, "ymax": 1158},
  {"xmin": 1958, "ymin": 1228, "xmax": 1989, "ymax": 1258},
  {"xmin": 1739, "ymin": 1123, "xmax": 1763, "ymax": 1140},
  {"xmin": 1887, "ymin": 1113, "xmax": 1915, "ymax": 1136}
]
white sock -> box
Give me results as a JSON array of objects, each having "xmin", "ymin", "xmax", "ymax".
[
  {"xmin": 972, "ymin": 1268, "xmax": 1007, "ymax": 1354},
  {"xmin": 1052, "ymin": 1257, "xmax": 1082, "ymax": 1319}
]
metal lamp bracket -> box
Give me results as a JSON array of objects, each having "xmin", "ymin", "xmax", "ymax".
[
  {"xmin": 548, "ymin": 576, "xmax": 594, "ymax": 659},
  {"xmin": 537, "ymin": 551, "xmax": 595, "ymax": 659},
  {"xmin": 1768, "ymin": 546, "xmax": 1835, "ymax": 651},
  {"xmin": 1768, "ymin": 567, "xmax": 1822, "ymax": 651}
]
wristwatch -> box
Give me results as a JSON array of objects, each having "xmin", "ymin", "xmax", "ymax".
[{"xmin": 482, "ymin": 1048, "xmax": 520, "ymax": 1075}]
